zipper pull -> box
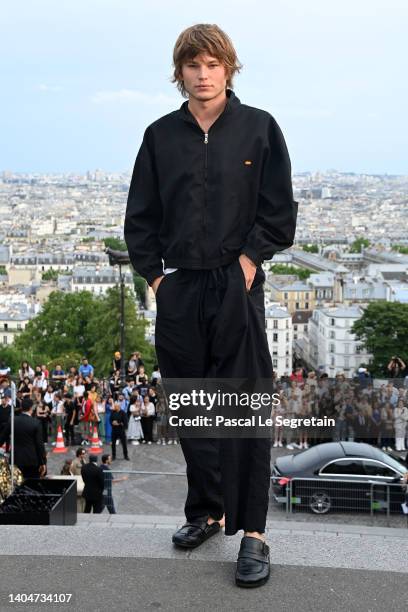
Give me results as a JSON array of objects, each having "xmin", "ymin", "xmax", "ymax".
[{"xmin": 204, "ymin": 133, "xmax": 208, "ymax": 144}]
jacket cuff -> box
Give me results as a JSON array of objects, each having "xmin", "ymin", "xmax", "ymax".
[{"xmin": 240, "ymin": 246, "xmax": 263, "ymax": 268}]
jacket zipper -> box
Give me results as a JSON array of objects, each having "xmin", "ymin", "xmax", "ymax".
[{"xmin": 202, "ymin": 133, "xmax": 209, "ymax": 264}]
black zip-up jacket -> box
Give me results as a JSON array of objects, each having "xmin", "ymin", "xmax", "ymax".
[{"xmin": 124, "ymin": 89, "xmax": 298, "ymax": 286}]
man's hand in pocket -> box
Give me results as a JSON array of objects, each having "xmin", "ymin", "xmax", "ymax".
[{"xmin": 239, "ymin": 254, "xmax": 257, "ymax": 292}]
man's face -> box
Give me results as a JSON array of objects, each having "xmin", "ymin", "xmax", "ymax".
[{"xmin": 181, "ymin": 53, "xmax": 227, "ymax": 102}]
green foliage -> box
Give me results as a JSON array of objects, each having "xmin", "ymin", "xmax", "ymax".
[
  {"xmin": 302, "ymin": 244, "xmax": 319, "ymax": 253},
  {"xmin": 350, "ymin": 237, "xmax": 370, "ymax": 253},
  {"xmin": 42, "ymin": 269, "xmax": 59, "ymax": 281},
  {"xmin": 0, "ymin": 345, "xmax": 53, "ymax": 373},
  {"xmin": 12, "ymin": 289, "xmax": 155, "ymax": 378},
  {"xmin": 392, "ymin": 244, "xmax": 408, "ymax": 255},
  {"xmin": 133, "ymin": 273, "xmax": 147, "ymax": 306},
  {"xmin": 0, "ymin": 265, "xmax": 7, "ymax": 275},
  {"xmin": 81, "ymin": 237, "xmax": 95, "ymax": 243},
  {"xmin": 104, "ymin": 237, "xmax": 127, "ymax": 251},
  {"xmin": 269, "ymin": 264, "xmax": 313, "ymax": 280},
  {"xmin": 351, "ymin": 301, "xmax": 408, "ymax": 376},
  {"xmin": 87, "ymin": 286, "xmax": 155, "ymax": 375}
]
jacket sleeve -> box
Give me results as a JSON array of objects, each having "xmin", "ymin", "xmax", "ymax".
[
  {"xmin": 241, "ymin": 116, "xmax": 298, "ymax": 266},
  {"xmin": 34, "ymin": 421, "xmax": 47, "ymax": 465},
  {"xmin": 124, "ymin": 126, "xmax": 164, "ymax": 286},
  {"xmin": 0, "ymin": 421, "xmax": 10, "ymax": 446}
]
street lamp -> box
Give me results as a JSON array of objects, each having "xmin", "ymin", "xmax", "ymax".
[{"xmin": 105, "ymin": 247, "xmax": 131, "ymax": 387}]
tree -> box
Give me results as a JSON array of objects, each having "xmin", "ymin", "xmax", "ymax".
[
  {"xmin": 14, "ymin": 291, "xmax": 99, "ymax": 359},
  {"xmin": 42, "ymin": 269, "xmax": 59, "ymax": 281},
  {"xmin": 392, "ymin": 244, "xmax": 408, "ymax": 255},
  {"xmin": 12, "ymin": 288, "xmax": 156, "ymax": 378},
  {"xmin": 351, "ymin": 301, "xmax": 408, "ymax": 376},
  {"xmin": 269, "ymin": 264, "xmax": 313, "ymax": 280},
  {"xmin": 87, "ymin": 286, "xmax": 155, "ymax": 375},
  {"xmin": 302, "ymin": 244, "xmax": 319, "ymax": 253},
  {"xmin": 350, "ymin": 237, "xmax": 370, "ymax": 253},
  {"xmin": 104, "ymin": 237, "xmax": 127, "ymax": 252}
]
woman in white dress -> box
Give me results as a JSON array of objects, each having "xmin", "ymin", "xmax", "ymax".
[
  {"xmin": 127, "ymin": 401, "xmax": 144, "ymax": 444},
  {"xmin": 394, "ymin": 399, "xmax": 408, "ymax": 451}
]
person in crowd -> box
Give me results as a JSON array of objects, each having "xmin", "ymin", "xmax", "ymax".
[
  {"xmin": 18, "ymin": 361, "xmax": 34, "ymax": 382},
  {"xmin": 127, "ymin": 401, "xmax": 144, "ymax": 445},
  {"xmin": 81, "ymin": 454, "xmax": 105, "ymax": 513},
  {"xmin": 79, "ymin": 391, "xmax": 98, "ymax": 443},
  {"xmin": 100, "ymin": 453, "xmax": 129, "ymax": 514},
  {"xmin": 64, "ymin": 393, "xmax": 77, "ymax": 446},
  {"xmin": 135, "ymin": 365, "xmax": 148, "ymax": 386},
  {"xmin": 0, "ymin": 395, "xmax": 12, "ymax": 450},
  {"xmin": 51, "ymin": 364, "xmax": 66, "ymax": 387},
  {"xmin": 32, "ymin": 367, "xmax": 47, "ymax": 393},
  {"xmin": 110, "ymin": 401, "xmax": 129, "ymax": 460},
  {"xmin": 72, "ymin": 447, "xmax": 87, "ymax": 475},
  {"xmin": 35, "ymin": 400, "xmax": 51, "ymax": 444},
  {"xmin": 61, "ymin": 459, "xmax": 74, "ymax": 476},
  {"xmin": 51, "ymin": 391, "xmax": 65, "ymax": 440},
  {"xmin": 79, "ymin": 357, "xmax": 94, "ymax": 380},
  {"xmin": 140, "ymin": 394, "xmax": 156, "ymax": 444},
  {"xmin": 380, "ymin": 402, "xmax": 394, "ymax": 452},
  {"xmin": 95, "ymin": 393, "xmax": 106, "ymax": 442},
  {"xmin": 151, "ymin": 364, "xmax": 161, "ymax": 385},
  {"xmin": 394, "ymin": 399, "xmax": 408, "ymax": 451},
  {"xmin": 0, "ymin": 398, "xmax": 47, "ymax": 479},
  {"xmin": 387, "ymin": 356, "xmax": 406, "ymax": 380},
  {"xmin": 112, "ymin": 351, "xmax": 122, "ymax": 374},
  {"xmin": 18, "ymin": 376, "xmax": 32, "ymax": 398}
]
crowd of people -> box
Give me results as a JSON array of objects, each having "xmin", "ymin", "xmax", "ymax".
[
  {"xmin": 1, "ymin": 355, "xmax": 408, "ymax": 461},
  {"xmin": 274, "ymin": 367, "xmax": 408, "ymax": 452},
  {"xmin": 0, "ymin": 353, "xmax": 179, "ymax": 461}
]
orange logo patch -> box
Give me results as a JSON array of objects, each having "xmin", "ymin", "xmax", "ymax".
[{"xmin": 244, "ymin": 160, "xmax": 252, "ymax": 165}]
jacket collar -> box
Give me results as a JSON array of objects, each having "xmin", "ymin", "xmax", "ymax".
[{"xmin": 178, "ymin": 88, "xmax": 240, "ymax": 126}]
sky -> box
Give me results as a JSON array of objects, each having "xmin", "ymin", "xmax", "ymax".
[{"xmin": 1, "ymin": 0, "xmax": 407, "ymax": 174}]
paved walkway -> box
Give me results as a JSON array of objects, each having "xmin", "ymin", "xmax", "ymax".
[{"xmin": 0, "ymin": 515, "xmax": 407, "ymax": 611}]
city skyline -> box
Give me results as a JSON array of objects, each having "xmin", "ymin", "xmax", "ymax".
[{"xmin": 2, "ymin": 1, "xmax": 407, "ymax": 174}]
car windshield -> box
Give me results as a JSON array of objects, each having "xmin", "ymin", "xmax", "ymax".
[{"xmin": 375, "ymin": 450, "xmax": 406, "ymax": 474}]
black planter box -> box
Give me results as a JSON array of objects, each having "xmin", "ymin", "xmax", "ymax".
[{"xmin": 0, "ymin": 478, "xmax": 77, "ymax": 525}]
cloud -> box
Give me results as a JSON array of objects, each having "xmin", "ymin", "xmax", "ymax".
[
  {"xmin": 36, "ymin": 84, "xmax": 63, "ymax": 92},
  {"xmin": 91, "ymin": 89, "xmax": 179, "ymax": 105}
]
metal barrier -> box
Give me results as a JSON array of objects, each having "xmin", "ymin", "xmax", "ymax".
[
  {"xmin": 99, "ymin": 471, "xmax": 407, "ymax": 527},
  {"xmin": 284, "ymin": 477, "xmax": 406, "ymax": 526}
]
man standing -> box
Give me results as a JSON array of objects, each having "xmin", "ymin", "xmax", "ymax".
[
  {"xmin": 124, "ymin": 23, "xmax": 297, "ymax": 588},
  {"xmin": 100, "ymin": 453, "xmax": 129, "ymax": 514},
  {"xmin": 0, "ymin": 398, "xmax": 47, "ymax": 479},
  {"xmin": 109, "ymin": 402, "xmax": 130, "ymax": 461},
  {"xmin": 81, "ymin": 454, "xmax": 105, "ymax": 513}
]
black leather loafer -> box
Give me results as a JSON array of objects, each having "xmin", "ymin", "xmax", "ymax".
[
  {"xmin": 172, "ymin": 520, "xmax": 221, "ymax": 549},
  {"xmin": 235, "ymin": 536, "xmax": 270, "ymax": 588}
]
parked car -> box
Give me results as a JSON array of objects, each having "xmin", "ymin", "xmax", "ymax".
[{"xmin": 272, "ymin": 442, "xmax": 407, "ymax": 514}]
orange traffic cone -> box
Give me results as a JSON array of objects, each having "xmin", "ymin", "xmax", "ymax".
[
  {"xmin": 52, "ymin": 425, "xmax": 67, "ymax": 453},
  {"xmin": 89, "ymin": 426, "xmax": 103, "ymax": 454}
]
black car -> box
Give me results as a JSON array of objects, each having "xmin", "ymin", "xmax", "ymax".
[{"xmin": 272, "ymin": 442, "xmax": 407, "ymax": 514}]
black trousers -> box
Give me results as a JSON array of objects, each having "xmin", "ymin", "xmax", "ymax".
[
  {"xmin": 84, "ymin": 498, "xmax": 104, "ymax": 513},
  {"xmin": 141, "ymin": 416, "xmax": 154, "ymax": 442},
  {"xmin": 111, "ymin": 427, "xmax": 129, "ymax": 459},
  {"xmin": 155, "ymin": 259, "xmax": 273, "ymax": 536}
]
